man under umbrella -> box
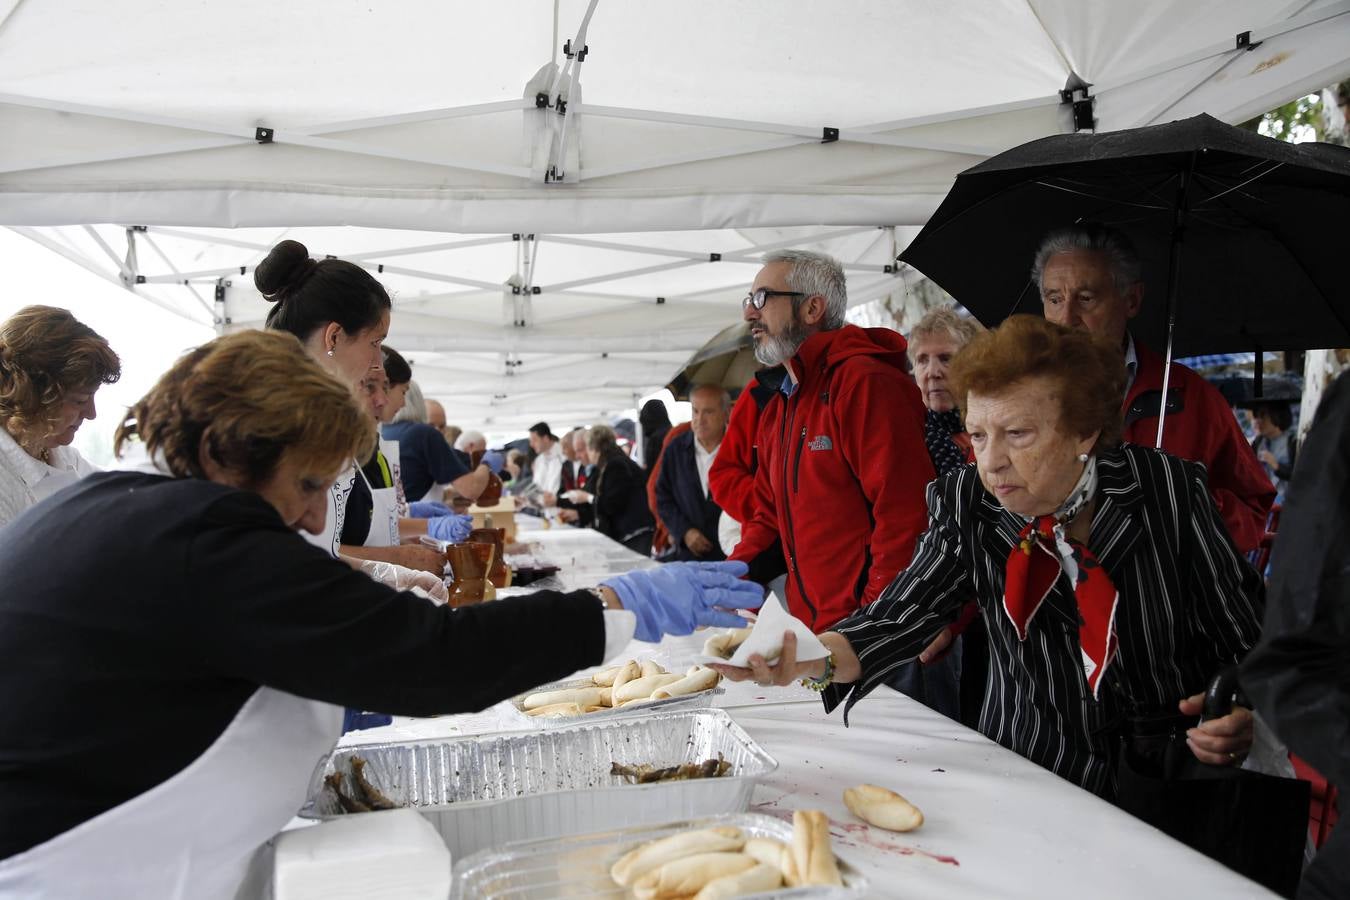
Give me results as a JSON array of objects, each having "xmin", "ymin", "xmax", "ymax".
[{"xmin": 1034, "ymin": 223, "xmax": 1274, "ymax": 553}]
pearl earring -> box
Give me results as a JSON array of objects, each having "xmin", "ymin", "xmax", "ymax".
[
  {"xmin": 1078, "ymin": 452, "xmax": 1089, "ymax": 462},
  {"xmin": 326, "ymin": 348, "xmax": 335, "ymax": 357}
]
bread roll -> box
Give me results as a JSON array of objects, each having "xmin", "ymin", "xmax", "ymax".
[
  {"xmin": 525, "ymin": 702, "xmax": 582, "ymax": 717},
  {"xmin": 693, "ymin": 861, "xmax": 782, "ymax": 899},
  {"xmin": 741, "ymin": 837, "xmax": 789, "ymax": 872},
  {"xmin": 792, "ymin": 810, "xmax": 843, "ymax": 887},
  {"xmin": 843, "ymin": 783, "xmax": 924, "ymax": 832},
  {"xmin": 612, "ymin": 673, "xmax": 684, "ymax": 705},
  {"xmin": 610, "ymin": 826, "xmax": 743, "ymax": 887},
  {"xmin": 591, "ymin": 664, "xmax": 623, "ymax": 687},
  {"xmin": 521, "ymin": 686, "xmax": 609, "ymax": 710},
  {"xmin": 702, "ymin": 627, "xmax": 752, "ymax": 659},
  {"xmin": 640, "ymin": 659, "xmax": 666, "ymax": 678},
  {"xmin": 651, "ymin": 666, "xmax": 721, "ymax": 700},
  {"xmin": 610, "ymin": 660, "xmax": 642, "ymax": 705},
  {"xmin": 632, "ymin": 852, "xmax": 755, "ymax": 899}
]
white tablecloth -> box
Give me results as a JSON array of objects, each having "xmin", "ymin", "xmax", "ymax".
[{"xmin": 329, "ymin": 520, "xmax": 1278, "ymax": 899}]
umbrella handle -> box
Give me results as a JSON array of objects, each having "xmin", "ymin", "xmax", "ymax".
[{"xmin": 1200, "ymin": 666, "xmax": 1249, "ymax": 722}]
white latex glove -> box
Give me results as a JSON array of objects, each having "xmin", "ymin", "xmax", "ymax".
[
  {"xmin": 563, "ymin": 489, "xmax": 594, "ymax": 504},
  {"xmin": 359, "ymin": 559, "xmax": 450, "ymax": 605}
]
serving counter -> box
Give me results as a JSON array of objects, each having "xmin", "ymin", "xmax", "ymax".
[{"xmin": 317, "ymin": 518, "xmax": 1277, "ymax": 899}]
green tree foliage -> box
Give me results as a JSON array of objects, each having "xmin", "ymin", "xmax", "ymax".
[{"xmin": 1239, "ymin": 94, "xmax": 1323, "ymax": 142}]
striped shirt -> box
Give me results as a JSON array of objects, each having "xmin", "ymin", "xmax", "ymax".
[{"xmin": 823, "ymin": 444, "xmax": 1264, "ymax": 796}]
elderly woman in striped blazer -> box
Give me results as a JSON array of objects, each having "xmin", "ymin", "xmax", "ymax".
[{"xmin": 714, "ymin": 314, "xmax": 1263, "ymax": 799}]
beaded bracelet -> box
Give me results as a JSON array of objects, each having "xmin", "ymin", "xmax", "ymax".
[{"xmin": 800, "ymin": 653, "xmax": 835, "ymax": 692}]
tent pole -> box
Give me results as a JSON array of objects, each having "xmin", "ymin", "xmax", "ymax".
[{"xmin": 1155, "ymin": 153, "xmax": 1198, "ymax": 448}]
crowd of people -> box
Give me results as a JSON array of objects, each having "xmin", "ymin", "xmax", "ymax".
[{"xmin": 0, "ymin": 224, "xmax": 1342, "ymax": 898}]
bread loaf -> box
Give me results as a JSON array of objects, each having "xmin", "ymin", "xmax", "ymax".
[
  {"xmin": 612, "ymin": 673, "xmax": 684, "ymax": 705},
  {"xmin": 693, "ymin": 861, "xmax": 782, "ymax": 899},
  {"xmin": 632, "ymin": 852, "xmax": 755, "ymax": 899},
  {"xmin": 843, "ymin": 783, "xmax": 924, "ymax": 832},
  {"xmin": 650, "ymin": 666, "xmax": 720, "ymax": 700},
  {"xmin": 609, "ymin": 827, "xmax": 744, "ymax": 887},
  {"xmin": 521, "ymin": 687, "xmax": 609, "ymax": 711}
]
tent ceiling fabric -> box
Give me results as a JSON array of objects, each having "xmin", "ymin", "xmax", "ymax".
[
  {"xmin": 2, "ymin": 1, "xmax": 1348, "ymax": 429},
  {"xmin": 1, "ymin": 1, "xmax": 1345, "ymax": 231}
]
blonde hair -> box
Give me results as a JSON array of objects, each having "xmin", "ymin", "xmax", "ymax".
[
  {"xmin": 0, "ymin": 305, "xmax": 120, "ymax": 440},
  {"xmin": 115, "ymin": 330, "xmax": 373, "ymax": 483},
  {"xmin": 908, "ymin": 307, "xmax": 981, "ymax": 358}
]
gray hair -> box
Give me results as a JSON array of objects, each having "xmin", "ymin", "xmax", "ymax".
[
  {"xmin": 689, "ymin": 382, "xmax": 732, "ymax": 412},
  {"xmin": 1030, "ymin": 224, "xmax": 1143, "ymax": 296},
  {"xmin": 908, "ymin": 307, "xmax": 981, "ymax": 362},
  {"xmin": 455, "ymin": 429, "xmax": 486, "ymax": 450},
  {"xmin": 762, "ymin": 249, "xmax": 847, "ymax": 330},
  {"xmin": 392, "ymin": 380, "xmax": 427, "ymax": 423}
]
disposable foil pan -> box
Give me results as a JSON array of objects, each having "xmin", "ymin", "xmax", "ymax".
[
  {"xmin": 452, "ymin": 811, "xmax": 868, "ymax": 899},
  {"xmin": 299, "ymin": 709, "xmax": 777, "ymax": 861},
  {"xmin": 507, "ymin": 676, "xmax": 723, "ymax": 728}
]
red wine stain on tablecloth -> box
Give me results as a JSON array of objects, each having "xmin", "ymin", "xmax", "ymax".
[{"xmin": 752, "ymin": 799, "xmax": 959, "ymax": 867}]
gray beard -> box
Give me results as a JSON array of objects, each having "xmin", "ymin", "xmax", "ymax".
[{"xmin": 753, "ymin": 318, "xmax": 810, "ymax": 366}]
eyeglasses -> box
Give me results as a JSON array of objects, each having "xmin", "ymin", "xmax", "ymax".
[{"xmin": 742, "ymin": 288, "xmax": 805, "ymax": 310}]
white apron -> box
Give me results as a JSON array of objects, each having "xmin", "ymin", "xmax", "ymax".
[
  {"xmin": 0, "ymin": 688, "xmax": 342, "ymax": 900},
  {"xmin": 355, "ymin": 456, "xmax": 399, "ymax": 548},
  {"xmin": 385, "ymin": 439, "xmax": 409, "ymax": 518},
  {"xmin": 302, "ymin": 465, "xmax": 356, "ymax": 558}
]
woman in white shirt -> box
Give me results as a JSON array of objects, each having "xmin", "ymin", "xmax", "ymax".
[{"xmin": 0, "ymin": 305, "xmax": 120, "ymax": 528}]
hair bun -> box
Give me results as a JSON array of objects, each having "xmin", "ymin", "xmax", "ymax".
[{"xmin": 254, "ymin": 240, "xmax": 315, "ymax": 299}]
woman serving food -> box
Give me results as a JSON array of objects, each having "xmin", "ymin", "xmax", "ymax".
[{"xmin": 0, "ymin": 330, "xmax": 761, "ymax": 899}]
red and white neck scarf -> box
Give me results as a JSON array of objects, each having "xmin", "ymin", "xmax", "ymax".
[{"xmin": 1002, "ymin": 456, "xmax": 1119, "ymax": 698}]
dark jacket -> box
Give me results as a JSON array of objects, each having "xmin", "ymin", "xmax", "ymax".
[
  {"xmin": 592, "ymin": 448, "xmax": 654, "ymax": 545},
  {"xmin": 0, "ymin": 471, "xmax": 603, "ymax": 859},
  {"xmin": 1124, "ymin": 342, "xmax": 1274, "ymax": 553},
  {"xmin": 639, "ymin": 399, "xmax": 672, "ymax": 477},
  {"xmin": 655, "ymin": 430, "xmax": 726, "ymax": 562},
  {"xmin": 1242, "ymin": 372, "xmax": 1350, "ymax": 900},
  {"xmin": 730, "ymin": 325, "xmax": 935, "ymax": 630}
]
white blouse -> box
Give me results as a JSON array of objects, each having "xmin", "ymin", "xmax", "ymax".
[{"xmin": 0, "ymin": 427, "xmax": 99, "ymax": 528}]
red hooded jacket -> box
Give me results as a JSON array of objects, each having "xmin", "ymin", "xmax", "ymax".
[
  {"xmin": 731, "ymin": 325, "xmax": 935, "ymax": 630},
  {"xmin": 1124, "ymin": 341, "xmax": 1274, "ymax": 554},
  {"xmin": 708, "ymin": 370, "xmax": 781, "ymax": 527}
]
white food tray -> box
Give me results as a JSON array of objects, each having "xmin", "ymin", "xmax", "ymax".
[
  {"xmin": 506, "ymin": 676, "xmax": 723, "ymax": 728},
  {"xmin": 452, "ymin": 811, "xmax": 868, "ymax": 899}
]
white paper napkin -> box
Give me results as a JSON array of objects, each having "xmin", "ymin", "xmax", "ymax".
[
  {"xmin": 718, "ymin": 593, "xmax": 829, "ymax": 667},
  {"xmin": 272, "ymin": 808, "xmax": 450, "ymax": 900}
]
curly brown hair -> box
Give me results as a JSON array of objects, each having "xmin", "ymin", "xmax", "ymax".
[
  {"xmin": 114, "ymin": 330, "xmax": 374, "ymax": 485},
  {"xmin": 948, "ymin": 315, "xmax": 1126, "ymax": 454},
  {"xmin": 0, "ymin": 306, "xmax": 120, "ymax": 441}
]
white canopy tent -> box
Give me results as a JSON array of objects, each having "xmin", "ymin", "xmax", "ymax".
[{"xmin": 3, "ymin": 0, "xmax": 1347, "ymax": 429}]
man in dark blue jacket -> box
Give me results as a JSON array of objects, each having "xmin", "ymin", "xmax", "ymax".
[{"xmin": 656, "ymin": 384, "xmax": 730, "ymax": 561}]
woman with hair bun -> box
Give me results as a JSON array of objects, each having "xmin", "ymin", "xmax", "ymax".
[{"xmin": 0, "ymin": 305, "xmax": 120, "ymax": 527}]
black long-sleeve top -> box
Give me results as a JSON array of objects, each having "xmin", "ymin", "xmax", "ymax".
[
  {"xmin": 0, "ymin": 472, "xmax": 603, "ymax": 859},
  {"xmin": 824, "ymin": 444, "xmax": 1264, "ymax": 797}
]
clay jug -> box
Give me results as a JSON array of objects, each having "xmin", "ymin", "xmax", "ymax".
[
  {"xmin": 469, "ymin": 527, "xmax": 511, "ymax": 589},
  {"xmin": 445, "ymin": 542, "xmax": 490, "ymax": 607}
]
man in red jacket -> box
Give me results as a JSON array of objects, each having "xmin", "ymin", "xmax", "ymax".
[
  {"xmin": 730, "ymin": 250, "xmax": 953, "ymax": 715},
  {"xmin": 1035, "ymin": 224, "xmax": 1274, "ymax": 553}
]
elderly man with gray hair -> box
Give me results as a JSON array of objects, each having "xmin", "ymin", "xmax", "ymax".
[
  {"xmin": 730, "ymin": 250, "xmax": 953, "ymax": 717},
  {"xmin": 1033, "ymin": 223, "xmax": 1273, "ymax": 553}
]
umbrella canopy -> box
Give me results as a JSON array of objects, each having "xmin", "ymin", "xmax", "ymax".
[
  {"xmin": 899, "ymin": 113, "xmax": 1350, "ymax": 357},
  {"xmin": 666, "ymin": 321, "xmax": 761, "ymax": 400}
]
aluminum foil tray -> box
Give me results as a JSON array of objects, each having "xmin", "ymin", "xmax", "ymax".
[
  {"xmin": 299, "ymin": 709, "xmax": 777, "ymax": 861},
  {"xmin": 452, "ymin": 812, "xmax": 867, "ymax": 899},
  {"xmin": 506, "ymin": 676, "xmax": 723, "ymax": 728}
]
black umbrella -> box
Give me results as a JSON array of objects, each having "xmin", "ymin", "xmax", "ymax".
[
  {"xmin": 900, "ymin": 114, "xmax": 1350, "ymax": 362},
  {"xmin": 667, "ymin": 321, "xmax": 760, "ymax": 401}
]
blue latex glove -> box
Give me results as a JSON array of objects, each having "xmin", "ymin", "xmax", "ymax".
[
  {"xmin": 409, "ymin": 500, "xmax": 453, "ymax": 518},
  {"xmin": 602, "ymin": 560, "xmax": 764, "ymax": 643},
  {"xmin": 426, "ymin": 513, "xmax": 474, "ymax": 543}
]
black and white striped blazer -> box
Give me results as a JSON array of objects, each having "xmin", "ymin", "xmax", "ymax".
[{"xmin": 823, "ymin": 443, "xmax": 1264, "ymax": 796}]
